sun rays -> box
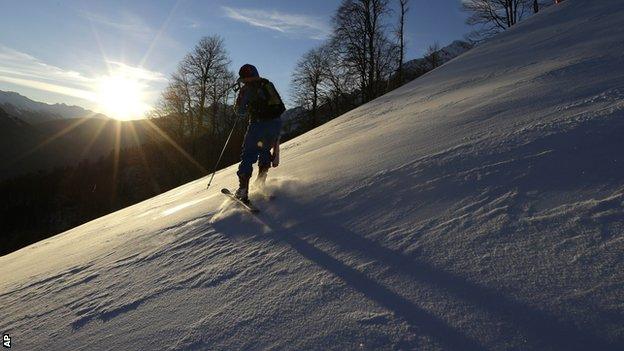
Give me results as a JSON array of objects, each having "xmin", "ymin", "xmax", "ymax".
[
  {"xmin": 7, "ymin": 0, "xmax": 205, "ymax": 208},
  {"xmin": 127, "ymin": 121, "xmax": 161, "ymax": 194},
  {"xmin": 143, "ymin": 118, "xmax": 207, "ymax": 174},
  {"xmin": 95, "ymin": 74, "xmax": 149, "ymax": 121},
  {"xmin": 10, "ymin": 112, "xmax": 96, "ymax": 165}
]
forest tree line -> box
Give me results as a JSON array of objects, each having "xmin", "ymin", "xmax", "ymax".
[{"xmin": 289, "ymin": 0, "xmax": 553, "ymax": 127}]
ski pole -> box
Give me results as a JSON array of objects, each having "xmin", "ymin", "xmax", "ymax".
[
  {"xmin": 206, "ymin": 116, "xmax": 239, "ymax": 189},
  {"xmin": 206, "ymin": 81, "xmax": 242, "ymax": 189}
]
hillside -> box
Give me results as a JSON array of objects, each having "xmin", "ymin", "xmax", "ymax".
[
  {"xmin": 0, "ymin": 117, "xmax": 169, "ymax": 180},
  {"xmin": 1, "ymin": 1, "xmax": 623, "ymax": 350},
  {"xmin": 0, "ymin": 105, "xmax": 31, "ymax": 132},
  {"xmin": 0, "ymin": 91, "xmax": 167, "ymax": 180}
]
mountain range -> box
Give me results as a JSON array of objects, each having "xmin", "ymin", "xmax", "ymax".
[
  {"xmin": 0, "ymin": 93, "xmax": 163, "ymax": 180},
  {"xmin": 403, "ymin": 40, "xmax": 474, "ymax": 74},
  {"xmin": 0, "ymin": 90, "xmax": 107, "ymax": 124}
]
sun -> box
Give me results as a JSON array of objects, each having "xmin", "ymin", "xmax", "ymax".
[{"xmin": 96, "ymin": 74, "xmax": 149, "ymax": 120}]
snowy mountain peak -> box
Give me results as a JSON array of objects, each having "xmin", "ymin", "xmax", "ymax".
[
  {"xmin": 403, "ymin": 40, "xmax": 474, "ymax": 74},
  {"xmin": 0, "ymin": 90, "xmax": 106, "ymax": 123},
  {"xmin": 441, "ymin": 40, "xmax": 473, "ymax": 57}
]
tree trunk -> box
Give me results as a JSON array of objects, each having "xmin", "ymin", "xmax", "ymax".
[
  {"xmin": 398, "ymin": 5, "xmax": 405, "ymax": 85},
  {"xmin": 366, "ymin": 1, "xmax": 376, "ymax": 101},
  {"xmin": 312, "ymin": 85, "xmax": 318, "ymax": 127},
  {"xmin": 390, "ymin": 0, "xmax": 407, "ymax": 88},
  {"xmin": 212, "ymin": 84, "xmax": 218, "ymax": 137}
]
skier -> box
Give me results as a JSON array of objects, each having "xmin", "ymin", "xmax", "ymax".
[{"xmin": 234, "ymin": 64, "xmax": 285, "ymax": 203}]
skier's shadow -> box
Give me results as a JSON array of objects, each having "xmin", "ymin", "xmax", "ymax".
[
  {"xmin": 248, "ymin": 192, "xmax": 619, "ymax": 351},
  {"xmin": 241, "ymin": 198, "xmax": 483, "ymax": 350},
  {"xmin": 254, "ymin": 227, "xmax": 481, "ymax": 349}
]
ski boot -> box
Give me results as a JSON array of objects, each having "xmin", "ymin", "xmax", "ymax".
[
  {"xmin": 235, "ymin": 173, "xmax": 251, "ymax": 204},
  {"xmin": 255, "ymin": 164, "xmax": 270, "ymax": 189}
]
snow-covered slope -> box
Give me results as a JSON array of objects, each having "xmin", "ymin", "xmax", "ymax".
[{"xmin": 2, "ymin": 1, "xmax": 624, "ymax": 350}]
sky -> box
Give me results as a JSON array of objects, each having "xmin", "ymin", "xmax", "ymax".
[{"xmin": 0, "ymin": 0, "xmax": 471, "ymax": 119}]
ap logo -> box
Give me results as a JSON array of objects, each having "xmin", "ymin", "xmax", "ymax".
[{"xmin": 2, "ymin": 334, "xmax": 9, "ymax": 348}]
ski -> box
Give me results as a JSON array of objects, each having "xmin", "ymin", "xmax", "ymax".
[{"xmin": 221, "ymin": 188, "xmax": 260, "ymax": 213}]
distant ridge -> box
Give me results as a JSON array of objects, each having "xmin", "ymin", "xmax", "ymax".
[
  {"xmin": 403, "ymin": 40, "xmax": 474, "ymax": 75},
  {"xmin": 0, "ymin": 90, "xmax": 108, "ymax": 124}
]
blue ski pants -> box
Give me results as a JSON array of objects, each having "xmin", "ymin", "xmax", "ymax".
[{"xmin": 237, "ymin": 118, "xmax": 282, "ymax": 177}]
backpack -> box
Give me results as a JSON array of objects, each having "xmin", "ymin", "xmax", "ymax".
[{"xmin": 247, "ymin": 78, "xmax": 286, "ymax": 120}]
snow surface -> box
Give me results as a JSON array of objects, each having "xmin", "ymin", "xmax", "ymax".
[{"xmin": 2, "ymin": 1, "xmax": 624, "ymax": 350}]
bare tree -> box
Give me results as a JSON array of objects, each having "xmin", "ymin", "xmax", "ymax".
[
  {"xmin": 161, "ymin": 81, "xmax": 189, "ymax": 140},
  {"xmin": 462, "ymin": 0, "xmax": 532, "ymax": 39},
  {"xmin": 291, "ymin": 46, "xmax": 331, "ymax": 127},
  {"xmin": 425, "ymin": 42, "xmax": 442, "ymax": 69},
  {"xmin": 375, "ymin": 33, "xmax": 400, "ymax": 92},
  {"xmin": 364, "ymin": 0, "xmax": 390, "ymax": 99},
  {"xmin": 332, "ymin": 1, "xmax": 367, "ymax": 102},
  {"xmin": 332, "ymin": 0, "xmax": 392, "ymax": 103},
  {"xmin": 171, "ymin": 70, "xmax": 195, "ymax": 136},
  {"xmin": 179, "ymin": 36, "xmax": 231, "ymax": 137},
  {"xmin": 150, "ymin": 35, "xmax": 236, "ymax": 157},
  {"xmin": 322, "ymin": 43, "xmax": 359, "ymax": 114},
  {"xmin": 208, "ymin": 67, "xmax": 237, "ymax": 136},
  {"xmin": 148, "ymin": 68, "xmax": 195, "ymax": 142},
  {"xmin": 396, "ymin": 0, "xmax": 409, "ymax": 85}
]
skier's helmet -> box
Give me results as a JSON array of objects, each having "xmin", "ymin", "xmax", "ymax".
[{"xmin": 239, "ymin": 64, "xmax": 259, "ymax": 79}]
